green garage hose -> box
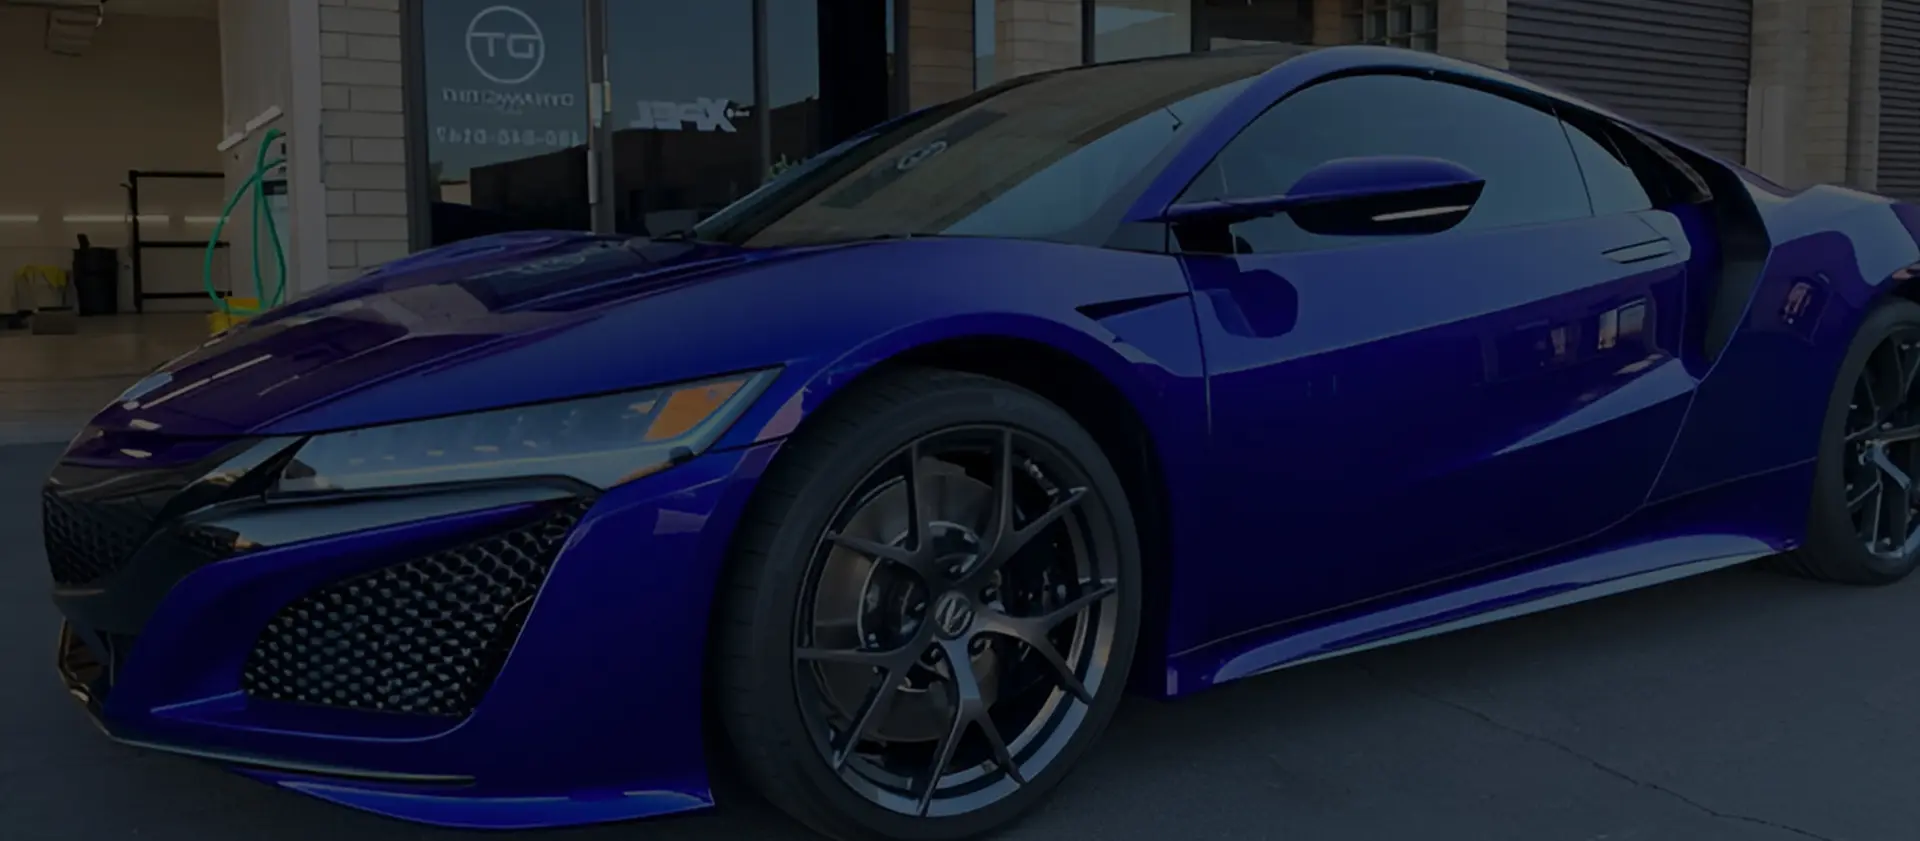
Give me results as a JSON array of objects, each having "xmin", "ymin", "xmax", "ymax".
[{"xmin": 203, "ymin": 127, "xmax": 288, "ymax": 315}]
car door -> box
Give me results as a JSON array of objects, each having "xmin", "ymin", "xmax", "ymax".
[{"xmin": 1175, "ymin": 72, "xmax": 1699, "ymax": 643}]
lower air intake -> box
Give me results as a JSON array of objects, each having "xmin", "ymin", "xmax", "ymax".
[
  {"xmin": 240, "ymin": 500, "xmax": 590, "ymax": 718},
  {"xmin": 43, "ymin": 488, "xmax": 163, "ymax": 587}
]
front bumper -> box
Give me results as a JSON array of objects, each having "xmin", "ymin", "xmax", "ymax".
[{"xmin": 44, "ymin": 431, "xmax": 783, "ymax": 830}]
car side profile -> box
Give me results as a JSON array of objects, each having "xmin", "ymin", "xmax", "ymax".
[{"xmin": 40, "ymin": 44, "xmax": 1920, "ymax": 841}]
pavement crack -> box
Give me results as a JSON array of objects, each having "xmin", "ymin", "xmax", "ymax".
[{"xmin": 1355, "ymin": 665, "xmax": 1839, "ymax": 841}]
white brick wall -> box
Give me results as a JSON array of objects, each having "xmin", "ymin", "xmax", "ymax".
[{"xmin": 318, "ymin": 0, "xmax": 408, "ymax": 284}]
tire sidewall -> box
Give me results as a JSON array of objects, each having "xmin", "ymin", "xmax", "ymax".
[{"xmin": 732, "ymin": 377, "xmax": 1143, "ymax": 841}]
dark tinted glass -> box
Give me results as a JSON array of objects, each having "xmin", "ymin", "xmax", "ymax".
[
  {"xmin": 764, "ymin": 2, "xmax": 896, "ymax": 179},
  {"xmin": 421, "ymin": 0, "xmax": 590, "ymax": 246},
  {"xmin": 1092, "ymin": 0, "xmax": 1193, "ymax": 61},
  {"xmin": 1180, "ymin": 73, "xmax": 1592, "ymax": 254},
  {"xmin": 1561, "ymin": 120, "xmax": 1653, "ymax": 215},
  {"xmin": 693, "ymin": 50, "xmax": 1287, "ymax": 248},
  {"xmin": 1198, "ymin": 0, "xmax": 1314, "ymax": 50},
  {"xmin": 606, "ymin": 0, "xmax": 759, "ymax": 237}
]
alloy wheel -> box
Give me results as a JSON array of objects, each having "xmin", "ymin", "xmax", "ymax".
[
  {"xmin": 791, "ymin": 425, "xmax": 1122, "ymax": 819},
  {"xmin": 1845, "ymin": 330, "xmax": 1920, "ymax": 558}
]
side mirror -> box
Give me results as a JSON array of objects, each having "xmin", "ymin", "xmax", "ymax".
[{"xmin": 1152, "ymin": 155, "xmax": 1487, "ymax": 237}]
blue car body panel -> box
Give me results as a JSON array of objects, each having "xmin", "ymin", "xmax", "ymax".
[{"xmin": 37, "ymin": 45, "xmax": 1920, "ymax": 828}]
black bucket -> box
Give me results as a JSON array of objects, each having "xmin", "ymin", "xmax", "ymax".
[{"xmin": 72, "ymin": 247, "xmax": 118, "ymax": 316}]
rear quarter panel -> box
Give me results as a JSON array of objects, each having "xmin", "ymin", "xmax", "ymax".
[{"xmin": 1650, "ymin": 187, "xmax": 1920, "ymax": 518}]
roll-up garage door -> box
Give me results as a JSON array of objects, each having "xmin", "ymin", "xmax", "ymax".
[
  {"xmin": 1881, "ymin": 1, "xmax": 1920, "ymax": 201},
  {"xmin": 1508, "ymin": 0, "xmax": 1751, "ymax": 162}
]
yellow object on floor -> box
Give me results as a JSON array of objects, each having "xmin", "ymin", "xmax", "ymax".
[{"xmin": 208, "ymin": 297, "xmax": 261, "ymax": 334}]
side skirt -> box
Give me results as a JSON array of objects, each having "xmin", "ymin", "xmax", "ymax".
[{"xmin": 1170, "ymin": 534, "xmax": 1776, "ymax": 694}]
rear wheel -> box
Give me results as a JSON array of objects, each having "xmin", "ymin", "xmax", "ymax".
[
  {"xmin": 715, "ymin": 368, "xmax": 1141, "ymax": 841},
  {"xmin": 1774, "ymin": 298, "xmax": 1920, "ymax": 584}
]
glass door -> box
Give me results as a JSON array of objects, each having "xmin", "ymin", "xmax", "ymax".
[
  {"xmin": 600, "ymin": 0, "xmax": 760, "ymax": 237},
  {"xmin": 596, "ymin": 0, "xmax": 901, "ymax": 237},
  {"xmin": 767, "ymin": 0, "xmax": 900, "ymax": 174},
  {"xmin": 418, "ymin": 0, "xmax": 593, "ymax": 246}
]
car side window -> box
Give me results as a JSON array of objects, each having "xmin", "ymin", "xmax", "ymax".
[
  {"xmin": 1178, "ymin": 73, "xmax": 1592, "ymax": 255},
  {"xmin": 1556, "ymin": 107, "xmax": 1710, "ymax": 210},
  {"xmin": 1559, "ymin": 119, "xmax": 1654, "ymax": 215}
]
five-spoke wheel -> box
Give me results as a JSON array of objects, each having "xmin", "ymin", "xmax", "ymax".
[{"xmin": 717, "ymin": 369, "xmax": 1141, "ymax": 841}]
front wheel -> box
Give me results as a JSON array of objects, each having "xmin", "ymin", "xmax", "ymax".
[{"xmin": 715, "ymin": 368, "xmax": 1142, "ymax": 841}]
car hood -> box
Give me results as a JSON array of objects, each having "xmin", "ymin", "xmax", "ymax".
[{"xmin": 91, "ymin": 230, "xmax": 787, "ymax": 437}]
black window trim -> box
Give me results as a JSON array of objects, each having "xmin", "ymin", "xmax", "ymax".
[{"xmin": 1548, "ymin": 99, "xmax": 1714, "ymax": 212}]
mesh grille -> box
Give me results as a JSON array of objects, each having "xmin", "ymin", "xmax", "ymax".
[
  {"xmin": 42, "ymin": 488, "xmax": 161, "ymax": 587},
  {"xmin": 240, "ymin": 500, "xmax": 590, "ymax": 718}
]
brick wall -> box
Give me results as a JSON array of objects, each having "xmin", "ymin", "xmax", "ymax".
[
  {"xmin": 1803, "ymin": 0, "xmax": 1855, "ymax": 186},
  {"xmin": 1748, "ymin": 0, "xmax": 1809, "ymax": 186},
  {"xmin": 1849, "ymin": 0, "xmax": 1883, "ymax": 190},
  {"xmin": 996, "ymin": 0, "xmax": 1081, "ymax": 81},
  {"xmin": 1312, "ymin": 0, "xmax": 1345, "ymax": 45},
  {"xmin": 318, "ymin": 0, "xmax": 409, "ymax": 284},
  {"xmin": 1438, "ymin": 0, "xmax": 1506, "ymax": 68},
  {"xmin": 909, "ymin": 0, "xmax": 1081, "ymax": 110},
  {"xmin": 910, "ymin": 0, "xmax": 975, "ymax": 109}
]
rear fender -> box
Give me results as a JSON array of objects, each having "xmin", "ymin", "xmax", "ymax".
[{"xmin": 1649, "ymin": 192, "xmax": 1920, "ymax": 514}]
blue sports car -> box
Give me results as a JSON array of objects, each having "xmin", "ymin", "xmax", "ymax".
[{"xmin": 41, "ymin": 44, "xmax": 1920, "ymax": 840}]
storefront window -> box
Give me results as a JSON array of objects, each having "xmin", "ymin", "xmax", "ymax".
[
  {"xmin": 1092, "ymin": 0, "xmax": 1193, "ymax": 62},
  {"xmin": 767, "ymin": 1, "xmax": 898, "ymax": 179},
  {"xmin": 420, "ymin": 0, "xmax": 591, "ymax": 246},
  {"xmin": 605, "ymin": 0, "xmax": 759, "ymax": 237},
  {"xmin": 1198, "ymin": 0, "xmax": 1314, "ymax": 50}
]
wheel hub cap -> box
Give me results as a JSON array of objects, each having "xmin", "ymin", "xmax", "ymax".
[{"xmin": 929, "ymin": 591, "xmax": 975, "ymax": 640}]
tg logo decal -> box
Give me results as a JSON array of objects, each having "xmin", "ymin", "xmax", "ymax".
[{"xmin": 466, "ymin": 5, "xmax": 545, "ymax": 86}]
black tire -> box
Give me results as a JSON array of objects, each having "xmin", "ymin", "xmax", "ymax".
[
  {"xmin": 714, "ymin": 367, "xmax": 1142, "ymax": 841},
  {"xmin": 1771, "ymin": 297, "xmax": 1920, "ymax": 584}
]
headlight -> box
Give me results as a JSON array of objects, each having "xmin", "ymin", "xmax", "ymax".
[{"xmin": 274, "ymin": 369, "xmax": 777, "ymax": 495}]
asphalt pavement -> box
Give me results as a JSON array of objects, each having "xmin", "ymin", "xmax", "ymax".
[{"xmin": 2, "ymin": 440, "xmax": 1913, "ymax": 841}]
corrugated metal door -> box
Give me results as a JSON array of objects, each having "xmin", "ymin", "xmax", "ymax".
[
  {"xmin": 1508, "ymin": 0, "xmax": 1751, "ymax": 162},
  {"xmin": 1882, "ymin": 1, "xmax": 1920, "ymax": 200}
]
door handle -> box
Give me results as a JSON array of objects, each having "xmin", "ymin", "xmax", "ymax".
[{"xmin": 1602, "ymin": 238, "xmax": 1674, "ymax": 264}]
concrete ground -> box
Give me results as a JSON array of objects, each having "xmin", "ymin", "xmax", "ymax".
[
  {"xmin": 0, "ymin": 315, "xmax": 1911, "ymax": 841},
  {"xmin": 0, "ymin": 313, "xmax": 204, "ymax": 445}
]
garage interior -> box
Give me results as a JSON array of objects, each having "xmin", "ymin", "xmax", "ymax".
[{"xmin": 0, "ymin": 0, "xmax": 241, "ymax": 443}]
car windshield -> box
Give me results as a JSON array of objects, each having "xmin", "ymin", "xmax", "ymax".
[{"xmin": 689, "ymin": 49, "xmax": 1293, "ymax": 249}]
